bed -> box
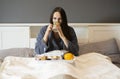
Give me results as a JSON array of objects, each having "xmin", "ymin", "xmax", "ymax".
[
  {"xmin": 0, "ymin": 24, "xmax": 120, "ymax": 79},
  {"xmin": 0, "ymin": 51, "xmax": 120, "ymax": 79}
]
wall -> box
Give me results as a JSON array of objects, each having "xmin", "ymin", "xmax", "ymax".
[{"xmin": 0, "ymin": 0, "xmax": 120, "ymax": 23}]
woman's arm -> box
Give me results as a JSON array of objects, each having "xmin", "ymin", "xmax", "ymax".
[
  {"xmin": 63, "ymin": 27, "xmax": 79, "ymax": 56},
  {"xmin": 35, "ymin": 25, "xmax": 51, "ymax": 54},
  {"xmin": 43, "ymin": 24, "xmax": 53, "ymax": 43},
  {"xmin": 57, "ymin": 25, "xmax": 79, "ymax": 56}
]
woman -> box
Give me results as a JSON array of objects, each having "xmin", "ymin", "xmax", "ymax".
[{"xmin": 35, "ymin": 7, "xmax": 79, "ymax": 56}]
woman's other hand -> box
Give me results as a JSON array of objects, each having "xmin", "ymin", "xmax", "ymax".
[
  {"xmin": 56, "ymin": 25, "xmax": 69, "ymax": 48},
  {"xmin": 56, "ymin": 24, "xmax": 65, "ymax": 39}
]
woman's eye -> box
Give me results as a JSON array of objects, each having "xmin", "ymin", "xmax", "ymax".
[
  {"xmin": 53, "ymin": 17, "xmax": 62, "ymax": 22},
  {"xmin": 53, "ymin": 18, "xmax": 56, "ymax": 20},
  {"xmin": 58, "ymin": 18, "xmax": 61, "ymax": 20}
]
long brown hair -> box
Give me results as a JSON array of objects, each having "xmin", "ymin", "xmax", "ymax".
[{"xmin": 50, "ymin": 7, "xmax": 71, "ymax": 40}]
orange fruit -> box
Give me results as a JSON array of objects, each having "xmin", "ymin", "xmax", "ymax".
[{"xmin": 63, "ymin": 52, "xmax": 74, "ymax": 60}]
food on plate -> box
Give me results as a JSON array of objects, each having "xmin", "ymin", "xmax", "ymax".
[
  {"xmin": 35, "ymin": 55, "xmax": 61, "ymax": 60},
  {"xmin": 35, "ymin": 51, "xmax": 74, "ymax": 60}
]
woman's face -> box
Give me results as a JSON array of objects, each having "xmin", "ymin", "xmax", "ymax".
[{"xmin": 53, "ymin": 12, "xmax": 62, "ymax": 24}]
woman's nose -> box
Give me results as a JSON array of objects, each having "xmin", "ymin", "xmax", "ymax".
[{"xmin": 55, "ymin": 19, "xmax": 59, "ymax": 22}]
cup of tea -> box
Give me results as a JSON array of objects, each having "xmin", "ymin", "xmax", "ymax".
[{"xmin": 52, "ymin": 21, "xmax": 60, "ymax": 32}]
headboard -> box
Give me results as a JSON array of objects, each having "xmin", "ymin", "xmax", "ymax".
[
  {"xmin": 0, "ymin": 23, "xmax": 120, "ymax": 50},
  {"xmin": 71, "ymin": 24, "xmax": 120, "ymax": 50},
  {"xmin": 29, "ymin": 23, "xmax": 120, "ymax": 48}
]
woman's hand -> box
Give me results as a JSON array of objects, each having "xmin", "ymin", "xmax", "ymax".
[
  {"xmin": 43, "ymin": 24, "xmax": 53, "ymax": 43},
  {"xmin": 56, "ymin": 25, "xmax": 69, "ymax": 48},
  {"xmin": 57, "ymin": 25, "xmax": 65, "ymax": 39},
  {"xmin": 46, "ymin": 24, "xmax": 53, "ymax": 33}
]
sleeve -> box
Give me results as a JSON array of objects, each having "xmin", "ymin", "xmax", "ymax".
[
  {"xmin": 35, "ymin": 26, "xmax": 48, "ymax": 54},
  {"xmin": 64, "ymin": 27, "xmax": 79, "ymax": 56}
]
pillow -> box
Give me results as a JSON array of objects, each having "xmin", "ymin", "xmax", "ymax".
[
  {"xmin": 79, "ymin": 38, "xmax": 119, "ymax": 55},
  {"xmin": 114, "ymin": 63, "xmax": 120, "ymax": 68},
  {"xmin": 0, "ymin": 58, "xmax": 3, "ymax": 66},
  {"xmin": 79, "ymin": 38, "xmax": 120, "ymax": 66},
  {"xmin": 0, "ymin": 48, "xmax": 34, "ymax": 61},
  {"xmin": 108, "ymin": 53, "xmax": 120, "ymax": 68}
]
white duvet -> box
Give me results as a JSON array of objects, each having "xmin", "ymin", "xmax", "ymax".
[{"xmin": 0, "ymin": 52, "xmax": 120, "ymax": 79}]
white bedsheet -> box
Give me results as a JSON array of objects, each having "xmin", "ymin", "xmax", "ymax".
[{"xmin": 0, "ymin": 52, "xmax": 120, "ymax": 79}]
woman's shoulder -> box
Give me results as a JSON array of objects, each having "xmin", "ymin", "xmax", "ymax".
[
  {"xmin": 41, "ymin": 25, "xmax": 48, "ymax": 29},
  {"xmin": 40, "ymin": 25, "xmax": 48, "ymax": 31}
]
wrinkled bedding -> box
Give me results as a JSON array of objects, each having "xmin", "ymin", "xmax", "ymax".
[{"xmin": 0, "ymin": 52, "xmax": 120, "ymax": 79}]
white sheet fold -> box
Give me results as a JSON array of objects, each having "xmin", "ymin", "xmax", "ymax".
[{"xmin": 0, "ymin": 52, "xmax": 120, "ymax": 79}]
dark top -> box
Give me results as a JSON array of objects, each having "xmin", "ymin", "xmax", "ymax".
[{"xmin": 35, "ymin": 25, "xmax": 79, "ymax": 56}]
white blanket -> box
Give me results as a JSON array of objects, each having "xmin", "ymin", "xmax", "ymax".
[{"xmin": 0, "ymin": 52, "xmax": 120, "ymax": 79}]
